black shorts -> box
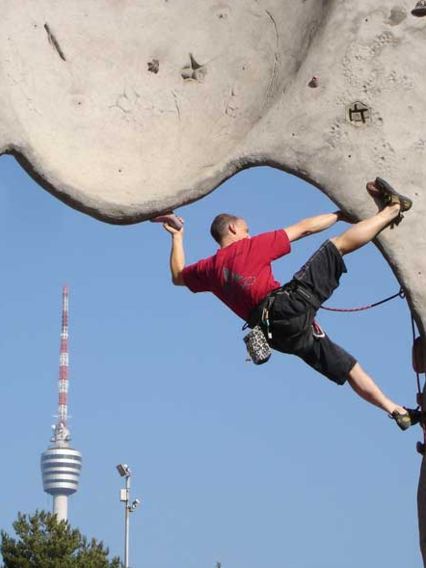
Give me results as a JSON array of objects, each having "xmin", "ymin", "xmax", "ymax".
[{"xmin": 269, "ymin": 240, "xmax": 357, "ymax": 385}]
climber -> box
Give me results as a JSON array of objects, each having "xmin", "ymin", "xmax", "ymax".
[{"xmin": 159, "ymin": 178, "xmax": 419, "ymax": 431}]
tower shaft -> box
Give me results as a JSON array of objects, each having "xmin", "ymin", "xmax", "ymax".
[{"xmin": 53, "ymin": 494, "xmax": 68, "ymax": 522}]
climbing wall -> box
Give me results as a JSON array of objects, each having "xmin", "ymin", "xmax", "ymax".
[
  {"xmin": 1, "ymin": 0, "xmax": 426, "ymax": 563},
  {"xmin": 0, "ymin": 0, "xmax": 317, "ymax": 221}
]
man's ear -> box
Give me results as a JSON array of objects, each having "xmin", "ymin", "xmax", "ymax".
[{"xmin": 229, "ymin": 223, "xmax": 237, "ymax": 235}]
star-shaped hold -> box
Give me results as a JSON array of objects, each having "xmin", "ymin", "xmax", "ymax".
[
  {"xmin": 148, "ymin": 59, "xmax": 160, "ymax": 74},
  {"xmin": 181, "ymin": 53, "xmax": 206, "ymax": 82}
]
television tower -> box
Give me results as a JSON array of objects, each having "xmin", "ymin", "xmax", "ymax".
[{"xmin": 41, "ymin": 286, "xmax": 82, "ymax": 522}]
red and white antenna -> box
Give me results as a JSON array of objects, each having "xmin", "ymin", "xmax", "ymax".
[
  {"xmin": 58, "ymin": 285, "xmax": 69, "ymax": 428},
  {"xmin": 42, "ymin": 284, "xmax": 82, "ymax": 522}
]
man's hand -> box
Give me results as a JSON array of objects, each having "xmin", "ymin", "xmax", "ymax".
[
  {"xmin": 151, "ymin": 212, "xmax": 183, "ymax": 232},
  {"xmin": 163, "ymin": 218, "xmax": 184, "ymax": 235},
  {"xmin": 337, "ymin": 211, "xmax": 355, "ymax": 224}
]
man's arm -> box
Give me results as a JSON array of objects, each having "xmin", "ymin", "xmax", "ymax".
[
  {"xmin": 284, "ymin": 211, "xmax": 349, "ymax": 242},
  {"xmin": 164, "ymin": 224, "xmax": 186, "ymax": 286}
]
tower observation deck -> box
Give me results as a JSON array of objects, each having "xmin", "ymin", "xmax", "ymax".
[{"xmin": 41, "ymin": 286, "xmax": 82, "ymax": 522}]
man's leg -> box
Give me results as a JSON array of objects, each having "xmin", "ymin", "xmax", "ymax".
[
  {"xmin": 331, "ymin": 204, "xmax": 400, "ymax": 256},
  {"xmin": 347, "ymin": 362, "xmax": 406, "ymax": 415}
]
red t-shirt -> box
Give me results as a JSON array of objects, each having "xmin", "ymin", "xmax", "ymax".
[{"xmin": 181, "ymin": 230, "xmax": 291, "ymax": 321}]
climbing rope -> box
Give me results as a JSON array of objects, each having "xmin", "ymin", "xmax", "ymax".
[{"xmin": 320, "ymin": 288, "xmax": 405, "ymax": 313}]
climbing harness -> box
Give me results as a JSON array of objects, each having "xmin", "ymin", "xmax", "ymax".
[{"xmin": 320, "ymin": 288, "xmax": 405, "ymax": 313}]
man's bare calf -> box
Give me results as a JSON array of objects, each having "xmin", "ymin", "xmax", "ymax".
[{"xmin": 348, "ymin": 363, "xmax": 406, "ymax": 416}]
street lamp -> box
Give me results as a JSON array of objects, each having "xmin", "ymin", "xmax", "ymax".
[{"xmin": 116, "ymin": 463, "xmax": 140, "ymax": 568}]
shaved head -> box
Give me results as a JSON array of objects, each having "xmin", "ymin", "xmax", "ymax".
[{"xmin": 210, "ymin": 213, "xmax": 241, "ymax": 244}]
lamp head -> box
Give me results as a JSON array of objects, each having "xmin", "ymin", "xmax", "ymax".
[{"xmin": 116, "ymin": 463, "xmax": 131, "ymax": 477}]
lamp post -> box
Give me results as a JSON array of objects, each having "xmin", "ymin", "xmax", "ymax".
[{"xmin": 116, "ymin": 463, "xmax": 140, "ymax": 568}]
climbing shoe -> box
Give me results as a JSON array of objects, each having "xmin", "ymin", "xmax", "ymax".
[
  {"xmin": 374, "ymin": 177, "xmax": 413, "ymax": 212},
  {"xmin": 389, "ymin": 408, "xmax": 422, "ymax": 431},
  {"xmin": 412, "ymin": 1, "xmax": 426, "ymax": 17},
  {"xmin": 150, "ymin": 212, "xmax": 183, "ymax": 231},
  {"xmin": 366, "ymin": 177, "xmax": 413, "ymax": 227}
]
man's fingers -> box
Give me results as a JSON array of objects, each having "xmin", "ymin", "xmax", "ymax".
[
  {"xmin": 151, "ymin": 212, "xmax": 184, "ymax": 230},
  {"xmin": 162, "ymin": 222, "xmax": 183, "ymax": 235},
  {"xmin": 163, "ymin": 222, "xmax": 175, "ymax": 233}
]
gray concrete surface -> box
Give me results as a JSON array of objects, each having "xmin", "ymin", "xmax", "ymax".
[{"xmin": 1, "ymin": 0, "xmax": 426, "ymax": 563}]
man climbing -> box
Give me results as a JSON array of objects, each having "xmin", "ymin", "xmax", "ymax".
[{"xmin": 158, "ymin": 178, "xmax": 419, "ymax": 431}]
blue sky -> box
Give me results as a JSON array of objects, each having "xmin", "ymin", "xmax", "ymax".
[{"xmin": 0, "ymin": 155, "xmax": 422, "ymax": 568}]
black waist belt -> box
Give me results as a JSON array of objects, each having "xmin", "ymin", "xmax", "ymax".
[{"xmin": 245, "ymin": 280, "xmax": 321, "ymax": 330}]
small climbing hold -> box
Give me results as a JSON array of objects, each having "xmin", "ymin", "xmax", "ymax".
[
  {"xmin": 308, "ymin": 75, "xmax": 320, "ymax": 88},
  {"xmin": 412, "ymin": 0, "xmax": 426, "ymax": 17},
  {"xmin": 345, "ymin": 101, "xmax": 371, "ymax": 126},
  {"xmin": 417, "ymin": 441, "xmax": 425, "ymax": 455},
  {"xmin": 413, "ymin": 337, "xmax": 425, "ymax": 374},
  {"xmin": 148, "ymin": 59, "xmax": 160, "ymax": 74},
  {"xmin": 150, "ymin": 212, "xmax": 183, "ymax": 231},
  {"xmin": 181, "ymin": 54, "xmax": 206, "ymax": 82}
]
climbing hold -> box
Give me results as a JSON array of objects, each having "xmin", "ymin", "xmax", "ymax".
[
  {"xmin": 412, "ymin": 0, "xmax": 426, "ymax": 17},
  {"xmin": 413, "ymin": 336, "xmax": 425, "ymax": 374},
  {"xmin": 181, "ymin": 54, "xmax": 206, "ymax": 82},
  {"xmin": 308, "ymin": 75, "xmax": 320, "ymax": 88},
  {"xmin": 148, "ymin": 59, "xmax": 160, "ymax": 74},
  {"xmin": 181, "ymin": 67, "xmax": 194, "ymax": 81},
  {"xmin": 417, "ymin": 441, "xmax": 425, "ymax": 455},
  {"xmin": 150, "ymin": 212, "xmax": 183, "ymax": 231},
  {"xmin": 345, "ymin": 101, "xmax": 371, "ymax": 126}
]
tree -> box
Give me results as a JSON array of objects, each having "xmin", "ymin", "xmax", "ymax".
[{"xmin": 0, "ymin": 511, "xmax": 123, "ymax": 568}]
